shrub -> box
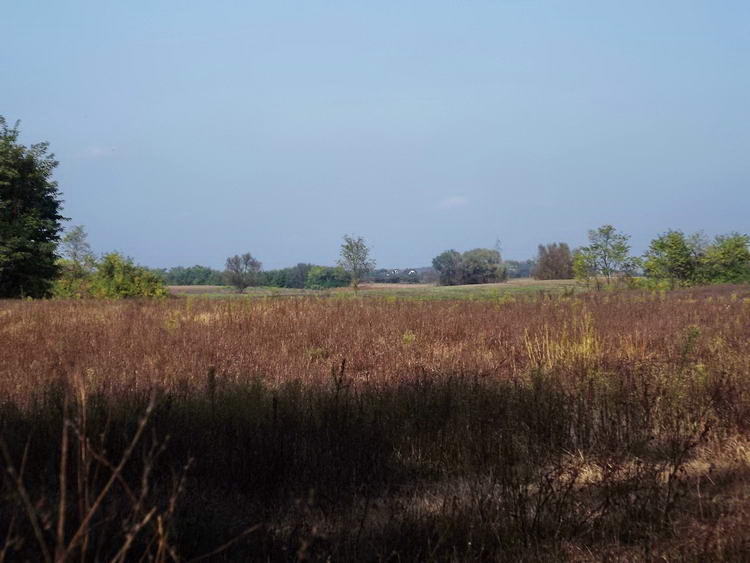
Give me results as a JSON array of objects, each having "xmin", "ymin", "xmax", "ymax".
[{"xmin": 53, "ymin": 252, "xmax": 167, "ymax": 298}]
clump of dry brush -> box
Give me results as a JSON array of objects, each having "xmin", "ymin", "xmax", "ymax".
[{"xmin": 1, "ymin": 285, "xmax": 750, "ymax": 560}]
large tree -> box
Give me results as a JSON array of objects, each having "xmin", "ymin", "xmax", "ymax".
[
  {"xmin": 432, "ymin": 249, "xmax": 463, "ymax": 286},
  {"xmin": 460, "ymin": 248, "xmax": 507, "ymax": 284},
  {"xmin": 0, "ymin": 117, "xmax": 66, "ymax": 297}
]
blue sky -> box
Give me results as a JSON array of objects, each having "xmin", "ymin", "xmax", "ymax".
[{"xmin": 3, "ymin": 1, "xmax": 749, "ymax": 269}]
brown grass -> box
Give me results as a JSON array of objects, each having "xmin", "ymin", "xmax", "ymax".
[{"xmin": 1, "ymin": 285, "xmax": 750, "ymax": 560}]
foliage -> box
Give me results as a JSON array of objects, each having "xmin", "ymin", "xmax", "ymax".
[
  {"xmin": 337, "ymin": 235, "xmax": 375, "ymax": 290},
  {"xmin": 224, "ymin": 252, "xmax": 262, "ymax": 293},
  {"xmin": 576, "ymin": 225, "xmax": 640, "ymax": 285},
  {"xmin": 532, "ymin": 242, "xmax": 573, "ymax": 280},
  {"xmin": 337, "ymin": 234, "xmax": 375, "ymax": 290},
  {"xmin": 54, "ymin": 252, "xmax": 167, "ymax": 298},
  {"xmin": 305, "ymin": 265, "xmax": 350, "ymax": 289},
  {"xmin": 433, "ymin": 248, "xmax": 507, "ymax": 285},
  {"xmin": 153, "ymin": 264, "xmax": 224, "ymax": 285},
  {"xmin": 432, "ymin": 249, "xmax": 463, "ymax": 285},
  {"xmin": 643, "ymin": 230, "xmax": 700, "ymax": 288},
  {"xmin": 572, "ymin": 248, "xmax": 598, "ymax": 287},
  {"xmin": 0, "ymin": 117, "xmax": 66, "ymax": 297},
  {"xmin": 262, "ymin": 263, "xmax": 314, "ymax": 289},
  {"xmin": 59, "ymin": 225, "xmax": 96, "ymax": 278},
  {"xmin": 460, "ymin": 248, "xmax": 508, "ymax": 284},
  {"xmin": 643, "ymin": 230, "xmax": 750, "ymax": 286},
  {"xmin": 695, "ymin": 233, "xmax": 750, "ymax": 284}
]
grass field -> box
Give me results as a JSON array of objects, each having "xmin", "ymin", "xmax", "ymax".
[
  {"xmin": 2, "ymin": 285, "xmax": 750, "ymax": 560},
  {"xmin": 168, "ymin": 278, "xmax": 580, "ymax": 300}
]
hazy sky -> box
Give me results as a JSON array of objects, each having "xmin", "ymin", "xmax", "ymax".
[{"xmin": 3, "ymin": 1, "xmax": 749, "ymax": 269}]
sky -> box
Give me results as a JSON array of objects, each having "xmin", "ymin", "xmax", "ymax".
[{"xmin": 3, "ymin": 1, "xmax": 749, "ymax": 269}]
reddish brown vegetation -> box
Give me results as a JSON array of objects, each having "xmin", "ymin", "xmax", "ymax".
[{"xmin": 1, "ymin": 285, "xmax": 750, "ymax": 560}]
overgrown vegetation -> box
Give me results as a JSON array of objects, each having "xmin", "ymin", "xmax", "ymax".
[
  {"xmin": 2, "ymin": 287, "xmax": 750, "ymax": 560},
  {"xmin": 54, "ymin": 251, "xmax": 167, "ymax": 299},
  {"xmin": 644, "ymin": 230, "xmax": 750, "ymax": 288}
]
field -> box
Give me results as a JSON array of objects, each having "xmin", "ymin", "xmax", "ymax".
[
  {"xmin": 2, "ymin": 285, "xmax": 750, "ymax": 560},
  {"xmin": 168, "ymin": 278, "xmax": 580, "ymax": 300}
]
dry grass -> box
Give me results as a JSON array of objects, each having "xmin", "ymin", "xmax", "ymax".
[{"xmin": 1, "ymin": 285, "xmax": 750, "ymax": 560}]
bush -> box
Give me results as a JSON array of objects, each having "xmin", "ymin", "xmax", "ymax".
[
  {"xmin": 53, "ymin": 252, "xmax": 167, "ymax": 298},
  {"xmin": 305, "ymin": 265, "xmax": 350, "ymax": 289}
]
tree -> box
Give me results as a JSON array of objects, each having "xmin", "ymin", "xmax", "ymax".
[
  {"xmin": 432, "ymin": 249, "xmax": 463, "ymax": 285},
  {"xmin": 338, "ymin": 235, "xmax": 375, "ymax": 291},
  {"xmin": 577, "ymin": 225, "xmax": 638, "ymax": 284},
  {"xmin": 224, "ymin": 253, "xmax": 262, "ymax": 293},
  {"xmin": 643, "ymin": 230, "xmax": 698, "ymax": 288},
  {"xmin": 0, "ymin": 117, "xmax": 66, "ymax": 297},
  {"xmin": 432, "ymin": 248, "xmax": 508, "ymax": 286},
  {"xmin": 60, "ymin": 224, "xmax": 96, "ymax": 278},
  {"xmin": 697, "ymin": 233, "xmax": 750, "ymax": 284},
  {"xmin": 460, "ymin": 248, "xmax": 507, "ymax": 284},
  {"xmin": 532, "ymin": 242, "xmax": 573, "ymax": 280}
]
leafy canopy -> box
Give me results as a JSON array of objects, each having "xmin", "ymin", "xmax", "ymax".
[{"xmin": 0, "ymin": 117, "xmax": 66, "ymax": 297}]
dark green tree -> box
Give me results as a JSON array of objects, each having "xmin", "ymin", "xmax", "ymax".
[
  {"xmin": 0, "ymin": 117, "xmax": 66, "ymax": 297},
  {"xmin": 432, "ymin": 250, "xmax": 463, "ymax": 285},
  {"xmin": 460, "ymin": 248, "xmax": 507, "ymax": 284}
]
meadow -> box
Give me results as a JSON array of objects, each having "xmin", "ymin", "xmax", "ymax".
[
  {"xmin": 167, "ymin": 278, "xmax": 580, "ymax": 300},
  {"xmin": 1, "ymin": 285, "xmax": 750, "ymax": 561}
]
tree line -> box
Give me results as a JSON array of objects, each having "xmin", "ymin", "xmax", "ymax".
[{"xmin": 2, "ymin": 118, "xmax": 749, "ymax": 298}]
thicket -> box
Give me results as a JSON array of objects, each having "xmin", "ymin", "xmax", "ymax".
[
  {"xmin": 432, "ymin": 248, "xmax": 508, "ymax": 285},
  {"xmin": 2, "ymin": 288, "xmax": 749, "ymax": 560},
  {"xmin": 304, "ymin": 265, "xmax": 350, "ymax": 289},
  {"xmin": 261, "ymin": 263, "xmax": 314, "ymax": 289},
  {"xmin": 53, "ymin": 252, "xmax": 167, "ymax": 298},
  {"xmin": 643, "ymin": 230, "xmax": 750, "ymax": 288}
]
